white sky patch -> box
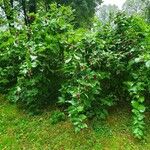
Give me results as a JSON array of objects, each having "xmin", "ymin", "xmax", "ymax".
[{"xmin": 103, "ymin": 0, "xmax": 126, "ymax": 9}]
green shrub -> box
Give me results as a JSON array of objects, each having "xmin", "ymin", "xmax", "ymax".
[
  {"xmin": 1, "ymin": 4, "xmax": 74, "ymax": 111},
  {"xmin": 59, "ymin": 13, "xmax": 150, "ymax": 138},
  {"xmin": 1, "ymin": 5, "xmax": 150, "ymax": 139},
  {"xmin": 0, "ymin": 30, "xmax": 26, "ymax": 93}
]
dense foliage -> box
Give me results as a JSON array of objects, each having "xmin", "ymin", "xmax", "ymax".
[
  {"xmin": 1, "ymin": 0, "xmax": 102, "ymax": 27},
  {"xmin": 1, "ymin": 4, "xmax": 74, "ymax": 111},
  {"xmin": 96, "ymin": 0, "xmax": 150, "ymax": 24},
  {"xmin": 0, "ymin": 4, "xmax": 150, "ymax": 139},
  {"xmin": 59, "ymin": 14, "xmax": 150, "ymax": 138}
]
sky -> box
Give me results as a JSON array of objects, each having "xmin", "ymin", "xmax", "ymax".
[{"xmin": 103, "ymin": 0, "xmax": 126, "ymax": 9}]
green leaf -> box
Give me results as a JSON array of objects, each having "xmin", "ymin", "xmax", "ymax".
[
  {"xmin": 58, "ymin": 97, "xmax": 65, "ymax": 103},
  {"xmin": 135, "ymin": 58, "xmax": 141, "ymax": 63},
  {"xmin": 79, "ymin": 114, "xmax": 87, "ymax": 121},
  {"xmin": 77, "ymin": 106, "xmax": 84, "ymax": 112},
  {"xmin": 139, "ymin": 97, "xmax": 144, "ymax": 103},
  {"xmin": 74, "ymin": 54, "xmax": 80, "ymax": 60},
  {"xmin": 145, "ymin": 60, "xmax": 150, "ymax": 68},
  {"xmin": 131, "ymin": 101, "xmax": 139, "ymax": 109},
  {"xmin": 65, "ymin": 57, "xmax": 72, "ymax": 63},
  {"xmin": 138, "ymin": 105, "xmax": 145, "ymax": 113}
]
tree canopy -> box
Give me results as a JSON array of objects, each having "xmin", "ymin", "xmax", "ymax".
[
  {"xmin": 1, "ymin": 0, "xmax": 102, "ymax": 27},
  {"xmin": 123, "ymin": 0, "xmax": 150, "ymax": 23}
]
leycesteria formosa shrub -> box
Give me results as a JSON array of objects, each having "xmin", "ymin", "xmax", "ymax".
[
  {"xmin": 59, "ymin": 28, "xmax": 114, "ymax": 132},
  {"xmin": 1, "ymin": 4, "xmax": 74, "ymax": 111},
  {"xmin": 0, "ymin": 4, "xmax": 150, "ymax": 139},
  {"xmin": 59, "ymin": 13, "xmax": 150, "ymax": 138}
]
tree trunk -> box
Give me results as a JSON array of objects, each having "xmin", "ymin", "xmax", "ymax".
[
  {"xmin": 3, "ymin": 0, "xmax": 14, "ymax": 29},
  {"xmin": 21, "ymin": 0, "xmax": 28, "ymax": 26},
  {"xmin": 28, "ymin": 0, "xmax": 36, "ymax": 24},
  {"xmin": 29, "ymin": 0, "xmax": 36, "ymax": 13}
]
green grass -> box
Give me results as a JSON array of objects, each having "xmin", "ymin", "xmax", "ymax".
[{"xmin": 0, "ymin": 95, "xmax": 150, "ymax": 150}]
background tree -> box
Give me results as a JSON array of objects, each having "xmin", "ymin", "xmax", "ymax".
[
  {"xmin": 2, "ymin": 0, "xmax": 14, "ymax": 29},
  {"xmin": 143, "ymin": 0, "xmax": 150, "ymax": 23},
  {"xmin": 96, "ymin": 4, "xmax": 119, "ymax": 23},
  {"xmin": 67, "ymin": 0, "xmax": 102, "ymax": 27},
  {"xmin": 1, "ymin": 0, "xmax": 102, "ymax": 28},
  {"xmin": 43, "ymin": 0, "xmax": 103, "ymax": 27},
  {"xmin": 122, "ymin": 0, "xmax": 145, "ymax": 15},
  {"xmin": 122, "ymin": 0, "xmax": 150, "ymax": 23}
]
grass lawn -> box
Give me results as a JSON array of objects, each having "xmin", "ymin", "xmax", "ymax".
[{"xmin": 0, "ymin": 95, "xmax": 150, "ymax": 150}]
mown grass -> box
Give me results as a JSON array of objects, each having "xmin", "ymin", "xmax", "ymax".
[{"xmin": 0, "ymin": 95, "xmax": 150, "ymax": 150}]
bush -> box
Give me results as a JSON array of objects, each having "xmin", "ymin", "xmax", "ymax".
[
  {"xmin": 1, "ymin": 4, "xmax": 150, "ymax": 139},
  {"xmin": 1, "ymin": 4, "xmax": 74, "ymax": 111},
  {"xmin": 0, "ymin": 30, "xmax": 26, "ymax": 93},
  {"xmin": 59, "ymin": 13, "xmax": 150, "ymax": 138}
]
